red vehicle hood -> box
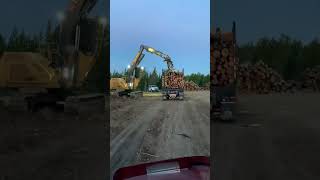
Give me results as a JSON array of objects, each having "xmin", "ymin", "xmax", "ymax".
[{"xmin": 113, "ymin": 156, "xmax": 210, "ymax": 180}]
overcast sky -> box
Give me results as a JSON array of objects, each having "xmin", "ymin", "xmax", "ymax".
[
  {"xmin": 0, "ymin": 0, "xmax": 107, "ymax": 38},
  {"xmin": 110, "ymin": 0, "xmax": 210, "ymax": 75},
  {"xmin": 212, "ymin": 0, "xmax": 320, "ymax": 44}
]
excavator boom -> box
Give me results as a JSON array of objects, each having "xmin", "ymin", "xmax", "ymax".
[
  {"xmin": 58, "ymin": 0, "xmax": 100, "ymax": 88},
  {"xmin": 126, "ymin": 45, "xmax": 174, "ymax": 89},
  {"xmin": 142, "ymin": 45, "xmax": 174, "ymax": 70},
  {"xmin": 110, "ymin": 45, "xmax": 174, "ymax": 93}
]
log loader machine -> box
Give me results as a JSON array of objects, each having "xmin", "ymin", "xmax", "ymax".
[
  {"xmin": 0, "ymin": 0, "xmax": 106, "ymax": 113},
  {"xmin": 110, "ymin": 45, "xmax": 174, "ymax": 97}
]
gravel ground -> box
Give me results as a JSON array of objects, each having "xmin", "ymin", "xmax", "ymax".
[
  {"xmin": 110, "ymin": 91, "xmax": 210, "ymax": 178},
  {"xmin": 0, "ymin": 106, "xmax": 107, "ymax": 180},
  {"xmin": 213, "ymin": 93, "xmax": 320, "ymax": 180}
]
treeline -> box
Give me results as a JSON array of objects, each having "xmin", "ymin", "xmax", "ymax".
[
  {"xmin": 111, "ymin": 68, "xmax": 210, "ymax": 91},
  {"xmin": 239, "ymin": 34, "xmax": 320, "ymax": 80},
  {"xmin": 0, "ymin": 29, "xmax": 43, "ymax": 55},
  {"xmin": 185, "ymin": 73, "xmax": 210, "ymax": 87},
  {"xmin": 0, "ymin": 20, "xmax": 56, "ymax": 55},
  {"xmin": 111, "ymin": 68, "xmax": 163, "ymax": 91}
]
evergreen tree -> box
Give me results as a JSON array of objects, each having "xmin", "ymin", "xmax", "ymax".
[
  {"xmin": 0, "ymin": 33, "xmax": 6, "ymax": 55},
  {"xmin": 7, "ymin": 26, "xmax": 19, "ymax": 51},
  {"xmin": 149, "ymin": 67, "xmax": 159, "ymax": 85},
  {"xmin": 136, "ymin": 69, "xmax": 148, "ymax": 91},
  {"xmin": 46, "ymin": 19, "xmax": 53, "ymax": 43}
]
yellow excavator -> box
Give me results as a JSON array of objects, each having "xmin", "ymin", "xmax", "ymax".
[
  {"xmin": 0, "ymin": 0, "xmax": 106, "ymax": 112},
  {"xmin": 110, "ymin": 44, "xmax": 174, "ymax": 96}
]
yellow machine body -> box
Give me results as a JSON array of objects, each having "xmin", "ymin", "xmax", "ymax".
[{"xmin": 0, "ymin": 52, "xmax": 96, "ymax": 90}]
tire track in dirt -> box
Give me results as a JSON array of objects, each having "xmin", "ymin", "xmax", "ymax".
[
  {"xmin": 110, "ymin": 99, "xmax": 146, "ymax": 140},
  {"xmin": 110, "ymin": 99, "xmax": 165, "ymax": 176},
  {"xmin": 135, "ymin": 108, "xmax": 166, "ymax": 163},
  {"xmin": 110, "ymin": 91, "xmax": 210, "ymax": 178},
  {"xmin": 153, "ymin": 91, "xmax": 210, "ymax": 160}
]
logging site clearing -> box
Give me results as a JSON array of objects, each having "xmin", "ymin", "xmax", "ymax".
[
  {"xmin": 213, "ymin": 92, "xmax": 320, "ymax": 180},
  {"xmin": 110, "ymin": 91, "xmax": 210, "ymax": 176},
  {"xmin": 0, "ymin": 106, "xmax": 106, "ymax": 179}
]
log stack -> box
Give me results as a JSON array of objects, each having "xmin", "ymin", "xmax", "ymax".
[
  {"xmin": 184, "ymin": 81, "xmax": 200, "ymax": 91},
  {"xmin": 211, "ymin": 32, "xmax": 238, "ymax": 86},
  {"xmin": 302, "ymin": 66, "xmax": 320, "ymax": 91},
  {"xmin": 238, "ymin": 61, "xmax": 298, "ymax": 93},
  {"xmin": 162, "ymin": 70, "xmax": 184, "ymax": 89}
]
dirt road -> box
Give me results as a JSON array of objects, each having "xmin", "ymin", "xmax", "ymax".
[
  {"xmin": 110, "ymin": 91, "xmax": 210, "ymax": 177},
  {"xmin": 213, "ymin": 93, "xmax": 320, "ymax": 180},
  {"xmin": 0, "ymin": 107, "xmax": 107, "ymax": 180}
]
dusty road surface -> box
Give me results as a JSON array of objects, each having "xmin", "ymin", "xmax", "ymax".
[
  {"xmin": 0, "ymin": 106, "xmax": 107, "ymax": 180},
  {"xmin": 213, "ymin": 93, "xmax": 320, "ymax": 180},
  {"xmin": 110, "ymin": 91, "xmax": 210, "ymax": 177}
]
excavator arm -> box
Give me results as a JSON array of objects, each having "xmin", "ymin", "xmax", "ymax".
[
  {"xmin": 142, "ymin": 45, "xmax": 174, "ymax": 70},
  {"xmin": 59, "ymin": 0, "xmax": 98, "ymax": 50},
  {"xmin": 127, "ymin": 45, "xmax": 174, "ymax": 89},
  {"xmin": 58, "ymin": 0, "xmax": 99, "ymax": 88}
]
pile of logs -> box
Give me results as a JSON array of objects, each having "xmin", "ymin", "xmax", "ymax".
[
  {"xmin": 211, "ymin": 32, "xmax": 239, "ymax": 86},
  {"xmin": 301, "ymin": 66, "xmax": 320, "ymax": 91},
  {"xmin": 238, "ymin": 61, "xmax": 298, "ymax": 93},
  {"xmin": 162, "ymin": 70, "xmax": 184, "ymax": 89},
  {"xmin": 184, "ymin": 81, "xmax": 200, "ymax": 91}
]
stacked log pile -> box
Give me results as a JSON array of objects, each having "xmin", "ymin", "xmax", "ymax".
[
  {"xmin": 302, "ymin": 66, "xmax": 320, "ymax": 91},
  {"xmin": 238, "ymin": 61, "xmax": 298, "ymax": 93},
  {"xmin": 184, "ymin": 81, "xmax": 200, "ymax": 91},
  {"xmin": 162, "ymin": 70, "xmax": 184, "ymax": 89},
  {"xmin": 211, "ymin": 32, "xmax": 239, "ymax": 86}
]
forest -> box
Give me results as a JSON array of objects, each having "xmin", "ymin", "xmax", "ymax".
[{"xmin": 239, "ymin": 34, "xmax": 320, "ymax": 80}]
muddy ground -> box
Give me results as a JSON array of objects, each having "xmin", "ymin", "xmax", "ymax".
[
  {"xmin": 0, "ymin": 106, "xmax": 107, "ymax": 180},
  {"xmin": 110, "ymin": 91, "xmax": 210, "ymax": 177},
  {"xmin": 213, "ymin": 93, "xmax": 320, "ymax": 180}
]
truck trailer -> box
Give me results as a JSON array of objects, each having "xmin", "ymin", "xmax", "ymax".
[
  {"xmin": 211, "ymin": 22, "xmax": 238, "ymax": 121},
  {"xmin": 162, "ymin": 69, "xmax": 184, "ymax": 100}
]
